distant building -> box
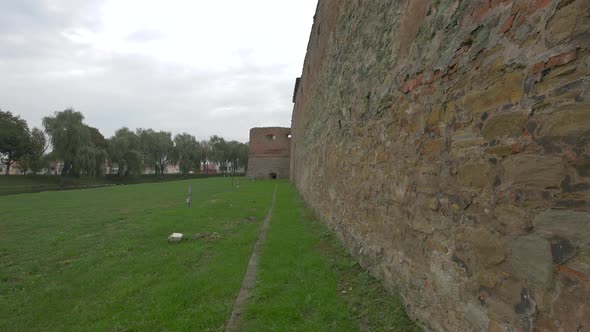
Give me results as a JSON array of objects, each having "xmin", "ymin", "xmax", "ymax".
[
  {"xmin": 47, "ymin": 161, "xmax": 64, "ymax": 175},
  {"xmin": 200, "ymin": 163, "xmax": 218, "ymax": 174},
  {"xmin": 0, "ymin": 162, "xmax": 22, "ymax": 175},
  {"xmin": 247, "ymin": 127, "xmax": 291, "ymax": 179}
]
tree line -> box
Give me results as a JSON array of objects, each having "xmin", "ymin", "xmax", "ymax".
[{"xmin": 0, "ymin": 108, "xmax": 249, "ymax": 176}]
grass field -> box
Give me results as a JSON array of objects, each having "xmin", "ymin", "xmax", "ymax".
[{"xmin": 0, "ymin": 178, "xmax": 419, "ymax": 331}]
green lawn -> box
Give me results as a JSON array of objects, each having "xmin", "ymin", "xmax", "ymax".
[
  {"xmin": 242, "ymin": 183, "xmax": 420, "ymax": 331},
  {"xmin": 0, "ymin": 178, "xmax": 419, "ymax": 331}
]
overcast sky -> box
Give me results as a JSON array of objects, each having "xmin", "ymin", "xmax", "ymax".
[{"xmin": 0, "ymin": 0, "xmax": 317, "ymax": 142}]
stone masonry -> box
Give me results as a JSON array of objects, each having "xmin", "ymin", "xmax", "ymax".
[
  {"xmin": 247, "ymin": 127, "xmax": 291, "ymax": 179},
  {"xmin": 290, "ymin": 0, "xmax": 589, "ymax": 330}
]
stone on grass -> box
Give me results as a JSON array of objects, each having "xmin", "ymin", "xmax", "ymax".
[{"xmin": 168, "ymin": 233, "xmax": 183, "ymax": 242}]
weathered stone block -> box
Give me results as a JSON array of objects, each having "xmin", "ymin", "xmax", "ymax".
[
  {"xmin": 427, "ymin": 101, "xmax": 455, "ymax": 126},
  {"xmin": 511, "ymin": 236, "xmax": 552, "ymax": 287},
  {"xmin": 464, "ymin": 304, "xmax": 490, "ymax": 331},
  {"xmin": 482, "ymin": 113, "xmax": 527, "ymax": 140},
  {"xmin": 459, "ymin": 162, "xmax": 492, "ymax": 188},
  {"xmin": 485, "ymin": 145, "xmax": 514, "ymax": 158},
  {"xmin": 502, "ymin": 154, "xmax": 565, "ymax": 188},
  {"xmin": 422, "ymin": 138, "xmax": 446, "ymax": 155},
  {"xmin": 533, "ymin": 209, "xmax": 590, "ymax": 244},
  {"xmin": 532, "ymin": 64, "xmax": 586, "ymax": 96},
  {"xmin": 460, "ymin": 72, "xmax": 524, "ymax": 114},
  {"xmin": 495, "ymin": 204, "xmax": 531, "ymax": 235},
  {"xmin": 469, "ymin": 227, "xmax": 507, "ymax": 267},
  {"xmin": 546, "ymin": 0, "xmax": 589, "ymax": 46},
  {"xmin": 451, "ymin": 129, "xmax": 485, "ymax": 150},
  {"xmin": 539, "ymin": 103, "xmax": 590, "ymax": 137}
]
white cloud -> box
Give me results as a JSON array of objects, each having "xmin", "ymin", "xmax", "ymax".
[{"xmin": 0, "ymin": 0, "xmax": 317, "ymax": 141}]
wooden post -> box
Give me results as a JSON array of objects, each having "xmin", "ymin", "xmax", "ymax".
[{"xmin": 188, "ymin": 184, "xmax": 192, "ymax": 209}]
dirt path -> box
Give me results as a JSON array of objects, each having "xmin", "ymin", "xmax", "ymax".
[{"xmin": 225, "ymin": 185, "xmax": 277, "ymax": 332}]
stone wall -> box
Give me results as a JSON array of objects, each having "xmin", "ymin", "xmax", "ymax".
[
  {"xmin": 247, "ymin": 156, "xmax": 290, "ymax": 179},
  {"xmin": 290, "ymin": 0, "xmax": 589, "ymax": 330},
  {"xmin": 247, "ymin": 127, "xmax": 291, "ymax": 179}
]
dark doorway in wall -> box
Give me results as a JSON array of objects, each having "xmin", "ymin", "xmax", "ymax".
[{"xmin": 269, "ymin": 172, "xmax": 277, "ymax": 179}]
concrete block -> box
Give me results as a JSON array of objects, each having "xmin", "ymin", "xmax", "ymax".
[{"xmin": 168, "ymin": 233, "xmax": 183, "ymax": 242}]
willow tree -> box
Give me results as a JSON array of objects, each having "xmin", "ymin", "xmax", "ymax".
[
  {"xmin": 137, "ymin": 129, "xmax": 173, "ymax": 175},
  {"xmin": 42, "ymin": 109, "xmax": 93, "ymax": 176},
  {"xmin": 108, "ymin": 127, "xmax": 142, "ymax": 177},
  {"xmin": 86, "ymin": 126, "xmax": 107, "ymax": 175},
  {"xmin": 19, "ymin": 127, "xmax": 48, "ymax": 174},
  {"xmin": 237, "ymin": 142, "xmax": 249, "ymax": 173},
  {"xmin": 209, "ymin": 135, "xmax": 228, "ymax": 174},
  {"xmin": 199, "ymin": 140, "xmax": 212, "ymax": 173},
  {"xmin": 172, "ymin": 133, "xmax": 201, "ymax": 175}
]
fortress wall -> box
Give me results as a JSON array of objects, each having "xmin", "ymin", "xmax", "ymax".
[{"xmin": 290, "ymin": 0, "xmax": 589, "ymax": 330}]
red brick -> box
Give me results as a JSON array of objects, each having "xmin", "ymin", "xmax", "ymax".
[
  {"xmin": 511, "ymin": 3, "xmax": 521, "ymax": 14},
  {"xmin": 498, "ymin": 14, "xmax": 516, "ymax": 34},
  {"xmin": 248, "ymin": 127, "xmax": 291, "ymax": 156},
  {"xmin": 532, "ymin": 61, "xmax": 546, "ymax": 74},
  {"xmin": 447, "ymin": 62, "xmax": 458, "ymax": 75},
  {"xmin": 490, "ymin": 0, "xmax": 510, "ymax": 8},
  {"xmin": 402, "ymin": 74, "xmax": 423, "ymax": 94},
  {"xmin": 528, "ymin": 0, "xmax": 554, "ymax": 13},
  {"xmin": 545, "ymin": 50, "xmax": 577, "ymax": 69},
  {"xmin": 472, "ymin": 0, "xmax": 491, "ymax": 20}
]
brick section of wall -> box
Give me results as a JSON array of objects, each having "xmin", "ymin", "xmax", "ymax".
[
  {"xmin": 248, "ymin": 127, "xmax": 291, "ymax": 156},
  {"xmin": 247, "ymin": 127, "xmax": 291, "ymax": 179},
  {"xmin": 290, "ymin": 0, "xmax": 589, "ymax": 330}
]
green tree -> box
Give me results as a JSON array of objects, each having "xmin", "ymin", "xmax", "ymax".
[
  {"xmin": 172, "ymin": 133, "xmax": 201, "ymax": 175},
  {"xmin": 108, "ymin": 127, "xmax": 142, "ymax": 177},
  {"xmin": 19, "ymin": 127, "xmax": 48, "ymax": 174},
  {"xmin": 137, "ymin": 129, "xmax": 173, "ymax": 175},
  {"xmin": 86, "ymin": 126, "xmax": 107, "ymax": 176},
  {"xmin": 199, "ymin": 140, "xmax": 212, "ymax": 173},
  {"xmin": 0, "ymin": 110, "xmax": 31, "ymax": 175},
  {"xmin": 224, "ymin": 141, "xmax": 249, "ymax": 174},
  {"xmin": 209, "ymin": 135, "xmax": 228, "ymax": 174},
  {"xmin": 238, "ymin": 142, "xmax": 249, "ymax": 173},
  {"xmin": 87, "ymin": 126, "xmax": 108, "ymax": 150},
  {"xmin": 78, "ymin": 145, "xmax": 97, "ymax": 176},
  {"xmin": 42, "ymin": 109, "xmax": 93, "ymax": 176},
  {"xmin": 93, "ymin": 148, "xmax": 108, "ymax": 176},
  {"xmin": 226, "ymin": 140, "xmax": 240, "ymax": 174}
]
